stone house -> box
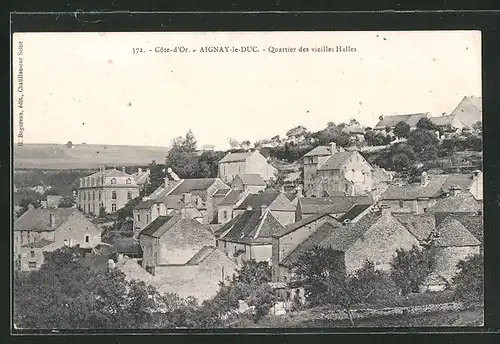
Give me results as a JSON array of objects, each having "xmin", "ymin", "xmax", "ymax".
[
  {"xmin": 215, "ymin": 205, "xmax": 286, "ymax": 265},
  {"xmin": 231, "ymin": 174, "xmax": 267, "ymax": 193},
  {"xmin": 217, "ymin": 189, "xmax": 246, "ymax": 225},
  {"xmin": 218, "ymin": 150, "xmax": 278, "ymax": 184},
  {"xmin": 379, "ymin": 171, "xmax": 483, "ymax": 213},
  {"xmin": 373, "ymin": 112, "xmax": 430, "ymax": 135},
  {"xmin": 295, "ymin": 195, "xmax": 374, "ymax": 222},
  {"xmin": 274, "ymin": 209, "xmax": 423, "ymax": 284},
  {"xmin": 77, "ymin": 167, "xmax": 140, "ymax": 216},
  {"xmin": 303, "ymin": 142, "xmax": 373, "ymax": 197},
  {"xmin": 449, "ymin": 95, "xmax": 482, "ymax": 128},
  {"xmin": 271, "ymin": 213, "xmax": 341, "ymax": 282},
  {"xmin": 138, "ymin": 214, "xmax": 216, "ymax": 269},
  {"xmin": 234, "ymin": 191, "xmax": 296, "ymax": 226},
  {"xmin": 14, "ymin": 207, "xmax": 101, "ymax": 271}
]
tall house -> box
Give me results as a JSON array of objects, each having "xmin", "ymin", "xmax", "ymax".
[
  {"xmin": 77, "ymin": 166, "xmax": 140, "ymax": 216},
  {"xmin": 303, "ymin": 142, "xmax": 373, "ymax": 197},
  {"xmin": 218, "ymin": 150, "xmax": 277, "ymax": 184}
]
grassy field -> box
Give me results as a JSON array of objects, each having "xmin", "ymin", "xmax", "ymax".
[{"xmin": 14, "ymin": 143, "xmax": 170, "ymax": 169}]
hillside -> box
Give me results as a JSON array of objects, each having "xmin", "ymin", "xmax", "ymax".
[{"xmin": 14, "ymin": 143, "xmax": 170, "ymax": 170}]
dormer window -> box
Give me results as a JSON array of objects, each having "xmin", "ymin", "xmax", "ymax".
[
  {"xmin": 111, "ymin": 178, "xmax": 117, "ymax": 185},
  {"xmin": 126, "ymin": 178, "xmax": 131, "ymax": 184}
]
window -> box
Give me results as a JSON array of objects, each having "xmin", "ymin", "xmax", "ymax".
[
  {"xmin": 98, "ymin": 191, "xmax": 101, "ymax": 200},
  {"xmin": 112, "ymin": 191, "xmax": 117, "ymax": 200},
  {"xmin": 93, "ymin": 191, "xmax": 95, "ymax": 201},
  {"xmin": 146, "ymin": 214, "xmax": 150, "ymax": 223},
  {"xmin": 92, "ymin": 204, "xmax": 95, "ymax": 213},
  {"xmin": 154, "ymin": 252, "xmax": 158, "ymax": 263},
  {"xmin": 224, "ymin": 241, "xmax": 227, "ymax": 249},
  {"xmin": 29, "ymin": 262, "xmax": 37, "ymax": 269},
  {"xmin": 127, "ymin": 191, "xmax": 132, "ymax": 200},
  {"xmin": 137, "ymin": 214, "xmax": 141, "ymax": 222},
  {"xmin": 126, "ymin": 178, "xmax": 131, "ymax": 184},
  {"xmin": 399, "ymin": 200, "xmax": 404, "ymax": 208},
  {"xmin": 30, "ymin": 250, "xmax": 35, "ymax": 258},
  {"xmin": 112, "ymin": 204, "xmax": 117, "ymax": 212},
  {"xmin": 111, "ymin": 178, "xmax": 117, "ymax": 185},
  {"xmin": 223, "ymin": 210, "xmax": 228, "ymax": 219},
  {"xmin": 85, "ymin": 235, "xmax": 89, "ymax": 243},
  {"xmin": 216, "ymin": 241, "xmax": 219, "ymax": 247},
  {"xmin": 83, "ymin": 193, "xmax": 86, "ymax": 201},
  {"xmin": 87, "ymin": 192, "xmax": 90, "ymax": 201}
]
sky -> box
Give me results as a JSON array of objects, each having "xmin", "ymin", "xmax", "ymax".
[{"xmin": 12, "ymin": 31, "xmax": 481, "ymax": 150}]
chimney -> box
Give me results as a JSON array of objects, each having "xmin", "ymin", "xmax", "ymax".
[
  {"xmin": 420, "ymin": 171, "xmax": 429, "ymax": 187},
  {"xmin": 412, "ymin": 199, "xmax": 419, "ymax": 214},
  {"xmin": 49, "ymin": 213, "xmax": 55, "ymax": 229},
  {"xmin": 28, "ymin": 203, "xmax": 35, "ymax": 210},
  {"xmin": 342, "ymin": 218, "xmax": 351, "ymax": 226},
  {"xmin": 138, "ymin": 167, "xmax": 142, "ymax": 174},
  {"xmin": 182, "ymin": 193, "xmax": 192, "ymax": 204},
  {"xmin": 261, "ymin": 204, "xmax": 268, "ymax": 213},
  {"xmin": 329, "ymin": 142, "xmax": 337, "ymax": 155},
  {"xmin": 146, "ymin": 168, "xmax": 151, "ymax": 174},
  {"xmin": 246, "ymin": 205, "xmax": 253, "ymax": 211},
  {"xmin": 107, "ymin": 259, "xmax": 116, "ymax": 270},
  {"xmin": 122, "ymin": 166, "xmax": 126, "ymax": 173},
  {"xmin": 295, "ymin": 185, "xmax": 303, "ymax": 197},
  {"xmin": 472, "ymin": 170, "xmax": 481, "ymax": 178},
  {"xmin": 164, "ymin": 176, "xmax": 169, "ymax": 188},
  {"xmin": 196, "ymin": 196, "xmax": 203, "ymax": 208},
  {"xmin": 101, "ymin": 166, "xmax": 105, "ymax": 173},
  {"xmin": 449, "ymin": 185, "xmax": 462, "ymax": 197}
]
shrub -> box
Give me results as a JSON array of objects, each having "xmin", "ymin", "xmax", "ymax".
[{"xmin": 453, "ymin": 254, "xmax": 483, "ymax": 306}]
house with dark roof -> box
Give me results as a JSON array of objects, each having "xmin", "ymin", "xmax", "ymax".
[
  {"xmin": 138, "ymin": 213, "xmax": 216, "ymax": 268},
  {"xmin": 341, "ymin": 126, "xmax": 366, "ymax": 141},
  {"xmin": 295, "ymin": 195, "xmax": 374, "ymax": 222},
  {"xmin": 234, "ymin": 190, "xmax": 297, "ymax": 226},
  {"xmin": 14, "ymin": 207, "xmax": 101, "ymax": 271},
  {"xmin": 218, "ymin": 150, "xmax": 278, "ymax": 184},
  {"xmin": 430, "ymin": 214, "xmax": 481, "ymax": 282},
  {"xmin": 274, "ymin": 209, "xmax": 421, "ymax": 283},
  {"xmin": 271, "ymin": 213, "xmax": 341, "ymax": 282},
  {"xmin": 217, "ymin": 188, "xmax": 246, "ymax": 225},
  {"xmin": 303, "ymin": 142, "xmax": 373, "ymax": 198},
  {"xmin": 449, "ymin": 95, "xmax": 482, "ymax": 128},
  {"xmin": 373, "ymin": 112, "xmax": 430, "ymax": 133},
  {"xmin": 215, "ymin": 206, "xmax": 286, "ymax": 265},
  {"xmin": 77, "ymin": 166, "xmax": 141, "ymax": 216},
  {"xmin": 231, "ymin": 174, "xmax": 267, "ymax": 193},
  {"xmin": 429, "ymin": 115, "xmax": 466, "ymax": 137},
  {"xmin": 379, "ymin": 171, "xmax": 483, "ymax": 213}
]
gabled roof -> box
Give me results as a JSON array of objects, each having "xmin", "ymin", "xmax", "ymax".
[
  {"xmin": 219, "ymin": 189, "xmax": 244, "ymax": 206},
  {"xmin": 374, "ymin": 113, "xmax": 430, "ymax": 130},
  {"xmin": 342, "ymin": 126, "xmax": 365, "ymax": 134},
  {"xmin": 21, "ymin": 238, "xmax": 54, "ymax": 249},
  {"xmin": 113, "ymin": 238, "xmax": 143, "ymax": 255},
  {"xmin": 14, "ymin": 207, "xmax": 80, "ymax": 232},
  {"xmin": 381, "ymin": 175, "xmax": 450, "ymax": 200},
  {"xmin": 186, "ymin": 246, "xmax": 217, "ymax": 264},
  {"xmin": 139, "ymin": 215, "xmax": 212, "ymax": 240},
  {"xmin": 235, "ymin": 191, "xmax": 280, "ymax": 210},
  {"xmin": 281, "ymin": 213, "xmax": 381, "ymax": 267},
  {"xmin": 393, "ymin": 213, "xmax": 435, "ymax": 242},
  {"xmin": 434, "ymin": 212, "xmax": 483, "ymax": 244},
  {"xmin": 134, "ymin": 199, "xmax": 155, "ymax": 210},
  {"xmin": 318, "ymin": 151, "xmax": 358, "ymax": 171},
  {"xmin": 219, "ymin": 151, "xmax": 253, "ymax": 163},
  {"xmin": 433, "ymin": 217, "xmax": 481, "ymax": 247},
  {"xmin": 337, "ymin": 204, "xmax": 372, "ymax": 222},
  {"xmin": 428, "ymin": 192, "xmax": 481, "ymax": 213},
  {"xmin": 233, "ymin": 174, "xmax": 267, "ymax": 186},
  {"xmin": 169, "ymin": 178, "xmax": 219, "ymax": 195},
  {"xmin": 212, "ymin": 188, "xmax": 231, "ymax": 197},
  {"xmin": 450, "ymin": 96, "xmax": 482, "ymax": 127},
  {"xmin": 298, "ymin": 195, "xmax": 374, "ymax": 215},
  {"xmin": 303, "ymin": 146, "xmax": 333, "ymax": 157},
  {"xmin": 273, "ymin": 213, "xmax": 340, "ymax": 238},
  {"xmin": 429, "ymin": 115, "xmax": 461, "ymax": 127},
  {"xmin": 217, "ymin": 208, "xmax": 285, "ymax": 244},
  {"xmin": 146, "ymin": 180, "xmax": 183, "ymax": 202}
]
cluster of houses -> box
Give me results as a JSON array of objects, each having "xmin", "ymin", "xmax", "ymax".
[{"xmin": 13, "ymin": 96, "xmax": 483, "ymax": 311}]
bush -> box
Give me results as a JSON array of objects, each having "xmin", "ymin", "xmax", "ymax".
[
  {"xmin": 390, "ymin": 245, "xmax": 435, "ymax": 296},
  {"xmin": 453, "ymin": 254, "xmax": 483, "ymax": 306}
]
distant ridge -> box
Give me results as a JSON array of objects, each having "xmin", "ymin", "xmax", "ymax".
[{"xmin": 14, "ymin": 143, "xmax": 170, "ymax": 170}]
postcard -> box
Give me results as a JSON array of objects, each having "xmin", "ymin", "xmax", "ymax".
[{"xmin": 12, "ymin": 29, "xmax": 483, "ymax": 330}]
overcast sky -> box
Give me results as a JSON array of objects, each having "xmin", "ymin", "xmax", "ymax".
[{"xmin": 13, "ymin": 31, "xmax": 481, "ymax": 150}]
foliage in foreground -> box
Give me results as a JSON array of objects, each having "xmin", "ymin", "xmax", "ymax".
[{"xmin": 453, "ymin": 254, "xmax": 484, "ymax": 306}]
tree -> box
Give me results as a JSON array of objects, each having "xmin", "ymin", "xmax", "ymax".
[
  {"xmin": 58, "ymin": 196, "xmax": 75, "ymax": 208},
  {"xmin": 453, "ymin": 254, "xmax": 483, "ymax": 306},
  {"xmin": 286, "ymin": 125, "xmax": 309, "ymax": 143},
  {"xmin": 364, "ymin": 130, "xmax": 387, "ymax": 146},
  {"xmin": 240, "ymin": 140, "xmax": 251, "ymax": 150},
  {"xmin": 228, "ymin": 138, "xmax": 241, "ymax": 149},
  {"xmin": 66, "ymin": 141, "xmax": 73, "ymax": 148},
  {"xmin": 416, "ymin": 117, "xmax": 441, "ymax": 134},
  {"xmin": 472, "ymin": 121, "xmax": 482, "ymax": 132},
  {"xmin": 247, "ymin": 283, "xmax": 279, "ymax": 322},
  {"xmin": 349, "ymin": 118, "xmax": 360, "ymax": 126},
  {"xmin": 393, "ymin": 121, "xmax": 411, "ymax": 139},
  {"xmin": 407, "ymin": 128, "xmax": 440, "ymax": 160},
  {"xmin": 142, "ymin": 161, "xmax": 166, "ymax": 196},
  {"xmin": 390, "ymin": 245, "xmax": 435, "ymax": 296}
]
